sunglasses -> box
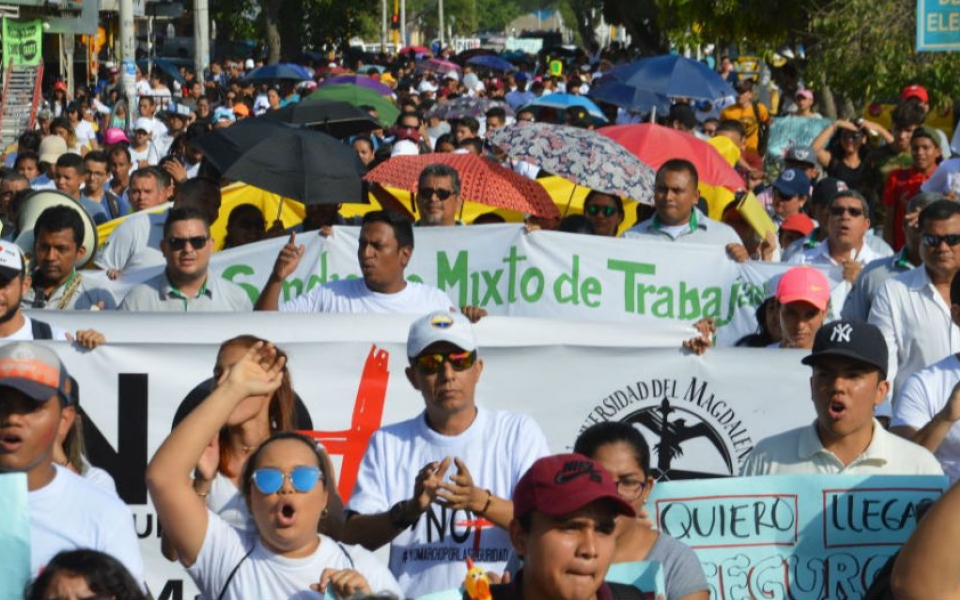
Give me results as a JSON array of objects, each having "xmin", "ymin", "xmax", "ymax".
[
  {"xmin": 414, "ymin": 350, "xmax": 477, "ymax": 374},
  {"xmin": 830, "ymin": 206, "xmax": 864, "ymax": 218},
  {"xmin": 922, "ymin": 233, "xmax": 960, "ymax": 247},
  {"xmin": 166, "ymin": 236, "xmax": 209, "ymax": 250},
  {"xmin": 251, "ymin": 465, "xmax": 323, "ymax": 495},
  {"xmin": 418, "ymin": 187, "xmax": 454, "ymax": 200},
  {"xmin": 585, "ymin": 204, "xmax": 618, "ymax": 217}
]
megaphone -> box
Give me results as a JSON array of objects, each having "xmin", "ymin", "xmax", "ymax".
[{"xmin": 14, "ymin": 190, "xmax": 99, "ymax": 269}]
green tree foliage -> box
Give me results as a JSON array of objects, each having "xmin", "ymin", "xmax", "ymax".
[{"xmin": 806, "ymin": 0, "xmax": 960, "ymax": 107}]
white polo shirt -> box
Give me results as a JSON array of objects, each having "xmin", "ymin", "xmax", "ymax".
[
  {"xmin": 869, "ymin": 266, "xmax": 960, "ymax": 414},
  {"xmin": 621, "ymin": 208, "xmax": 742, "ymax": 246},
  {"xmin": 893, "ymin": 354, "xmax": 960, "ymax": 483},
  {"xmin": 740, "ymin": 419, "xmax": 944, "ymax": 475}
]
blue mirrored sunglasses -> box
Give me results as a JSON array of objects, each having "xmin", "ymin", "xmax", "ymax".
[{"xmin": 251, "ymin": 465, "xmax": 322, "ymax": 494}]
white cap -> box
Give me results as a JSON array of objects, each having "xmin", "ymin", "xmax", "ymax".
[
  {"xmin": 418, "ymin": 80, "xmax": 439, "ymax": 93},
  {"xmin": 391, "ymin": 139, "xmax": 419, "ymax": 157},
  {"xmin": 0, "ymin": 242, "xmax": 24, "ymax": 280},
  {"xmin": 407, "ymin": 311, "xmax": 477, "ymax": 357},
  {"xmin": 245, "ymin": 58, "xmax": 255, "ymax": 70},
  {"xmin": 132, "ymin": 117, "xmax": 154, "ymax": 134}
]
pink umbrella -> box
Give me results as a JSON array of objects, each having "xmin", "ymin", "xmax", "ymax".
[{"xmin": 419, "ymin": 58, "xmax": 461, "ymax": 75}]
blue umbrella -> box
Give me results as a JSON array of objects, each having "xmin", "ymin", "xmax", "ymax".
[
  {"xmin": 137, "ymin": 58, "xmax": 187, "ymax": 85},
  {"xmin": 244, "ymin": 63, "xmax": 311, "ymax": 82},
  {"xmin": 611, "ymin": 55, "xmax": 735, "ymax": 102},
  {"xmin": 466, "ymin": 55, "xmax": 516, "ymax": 73},
  {"xmin": 523, "ymin": 93, "xmax": 608, "ymax": 124},
  {"xmin": 588, "ymin": 77, "xmax": 670, "ymax": 114}
]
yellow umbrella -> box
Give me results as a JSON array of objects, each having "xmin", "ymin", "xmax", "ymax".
[{"xmin": 95, "ymin": 183, "xmax": 307, "ymax": 253}]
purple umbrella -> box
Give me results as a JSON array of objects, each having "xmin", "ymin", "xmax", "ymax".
[
  {"xmin": 489, "ymin": 122, "xmax": 655, "ymax": 202},
  {"xmin": 317, "ymin": 75, "xmax": 395, "ymax": 97},
  {"xmin": 429, "ymin": 96, "xmax": 514, "ymax": 121}
]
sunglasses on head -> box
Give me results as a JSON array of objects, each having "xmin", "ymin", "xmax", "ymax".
[
  {"xmin": 830, "ymin": 206, "xmax": 864, "ymax": 218},
  {"xmin": 166, "ymin": 236, "xmax": 208, "ymax": 250},
  {"xmin": 418, "ymin": 187, "xmax": 454, "ymax": 200},
  {"xmin": 414, "ymin": 350, "xmax": 477, "ymax": 374},
  {"xmin": 251, "ymin": 465, "xmax": 323, "ymax": 495},
  {"xmin": 585, "ymin": 204, "xmax": 618, "ymax": 217},
  {"xmin": 923, "ymin": 233, "xmax": 960, "ymax": 248}
]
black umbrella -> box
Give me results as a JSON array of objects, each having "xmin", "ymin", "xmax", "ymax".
[
  {"xmin": 192, "ymin": 121, "xmax": 365, "ymax": 205},
  {"xmin": 259, "ymin": 98, "xmax": 380, "ymax": 138}
]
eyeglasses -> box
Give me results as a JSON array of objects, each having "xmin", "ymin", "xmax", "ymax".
[
  {"xmin": 615, "ymin": 478, "xmax": 646, "ymax": 498},
  {"xmin": 414, "ymin": 350, "xmax": 477, "ymax": 374},
  {"xmin": 585, "ymin": 204, "xmax": 618, "ymax": 217},
  {"xmin": 418, "ymin": 187, "xmax": 455, "ymax": 200},
  {"xmin": 841, "ymin": 133, "xmax": 864, "ymax": 140},
  {"xmin": 251, "ymin": 465, "xmax": 323, "ymax": 495},
  {"xmin": 166, "ymin": 236, "xmax": 209, "ymax": 250},
  {"xmin": 922, "ymin": 233, "xmax": 960, "ymax": 247},
  {"xmin": 830, "ymin": 206, "xmax": 864, "ymax": 218}
]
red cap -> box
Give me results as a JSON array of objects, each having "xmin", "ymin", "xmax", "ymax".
[
  {"xmin": 776, "ymin": 266, "xmax": 830, "ymax": 311},
  {"xmin": 513, "ymin": 454, "xmax": 636, "ymax": 519},
  {"xmin": 780, "ymin": 213, "xmax": 815, "ymax": 236},
  {"xmin": 901, "ymin": 84, "xmax": 929, "ymax": 104},
  {"xmin": 53, "ymin": 81, "xmax": 67, "ymax": 91}
]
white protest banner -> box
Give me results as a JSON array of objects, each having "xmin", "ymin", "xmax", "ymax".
[
  {"xmin": 86, "ymin": 225, "xmax": 841, "ymax": 345},
  {"xmin": 32, "ymin": 312, "xmax": 817, "ymax": 599},
  {"xmin": 650, "ymin": 475, "xmax": 947, "ymax": 600}
]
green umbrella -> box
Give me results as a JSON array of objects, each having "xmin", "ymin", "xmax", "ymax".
[{"xmin": 309, "ymin": 84, "xmax": 399, "ymax": 126}]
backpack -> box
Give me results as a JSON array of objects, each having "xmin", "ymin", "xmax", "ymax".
[{"xmin": 31, "ymin": 319, "xmax": 53, "ymax": 340}]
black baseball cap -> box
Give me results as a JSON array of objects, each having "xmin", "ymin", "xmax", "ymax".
[
  {"xmin": 811, "ymin": 177, "xmax": 849, "ymax": 207},
  {"xmin": 801, "ymin": 320, "xmax": 888, "ymax": 377}
]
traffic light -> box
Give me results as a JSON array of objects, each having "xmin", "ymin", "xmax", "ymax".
[{"xmin": 391, "ymin": 13, "xmax": 400, "ymax": 30}]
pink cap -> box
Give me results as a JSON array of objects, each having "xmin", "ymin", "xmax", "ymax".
[
  {"xmin": 796, "ymin": 88, "xmax": 814, "ymax": 100},
  {"xmin": 776, "ymin": 267, "xmax": 830, "ymax": 311},
  {"xmin": 103, "ymin": 127, "xmax": 129, "ymax": 145}
]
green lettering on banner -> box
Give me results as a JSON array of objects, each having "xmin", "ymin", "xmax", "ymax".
[
  {"xmin": 702, "ymin": 287, "xmax": 722, "ymax": 319},
  {"xmin": 552, "ymin": 255, "xmax": 603, "ymax": 307},
  {"xmin": 607, "ymin": 259, "xmax": 657, "ymax": 313},
  {"xmin": 221, "ymin": 264, "xmax": 259, "ymax": 304},
  {"xmin": 437, "ymin": 251, "xmax": 469, "ymax": 307},
  {"xmin": 520, "ymin": 268, "xmax": 544, "ymax": 302},
  {"xmin": 503, "ymin": 246, "xmax": 527, "ymax": 302},
  {"xmin": 283, "ymin": 278, "xmax": 303, "ymax": 301},
  {"xmin": 651, "ymin": 286, "xmax": 674, "ymax": 318}
]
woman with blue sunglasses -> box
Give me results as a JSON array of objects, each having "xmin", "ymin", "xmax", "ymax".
[{"xmin": 147, "ymin": 342, "xmax": 402, "ymax": 599}]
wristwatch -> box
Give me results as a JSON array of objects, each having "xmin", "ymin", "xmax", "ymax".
[{"xmin": 389, "ymin": 500, "xmax": 418, "ymax": 530}]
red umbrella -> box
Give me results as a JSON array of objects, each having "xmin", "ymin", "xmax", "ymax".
[
  {"xmin": 364, "ymin": 154, "xmax": 559, "ymax": 218},
  {"xmin": 599, "ymin": 123, "xmax": 746, "ymax": 191}
]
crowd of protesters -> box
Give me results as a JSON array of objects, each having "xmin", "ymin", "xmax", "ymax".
[{"xmin": 5, "ymin": 41, "xmax": 960, "ymax": 600}]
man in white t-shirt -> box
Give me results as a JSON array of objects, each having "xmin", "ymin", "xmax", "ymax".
[
  {"xmin": 0, "ymin": 341, "xmax": 144, "ymax": 584},
  {"xmin": 741, "ymin": 320, "xmax": 943, "ymax": 476},
  {"xmin": 341, "ymin": 311, "xmax": 550, "ymax": 598},
  {"xmin": 255, "ymin": 210, "xmax": 456, "ymax": 315}
]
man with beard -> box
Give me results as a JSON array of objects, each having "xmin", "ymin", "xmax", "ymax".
[{"xmin": 0, "ymin": 243, "xmax": 104, "ymax": 344}]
